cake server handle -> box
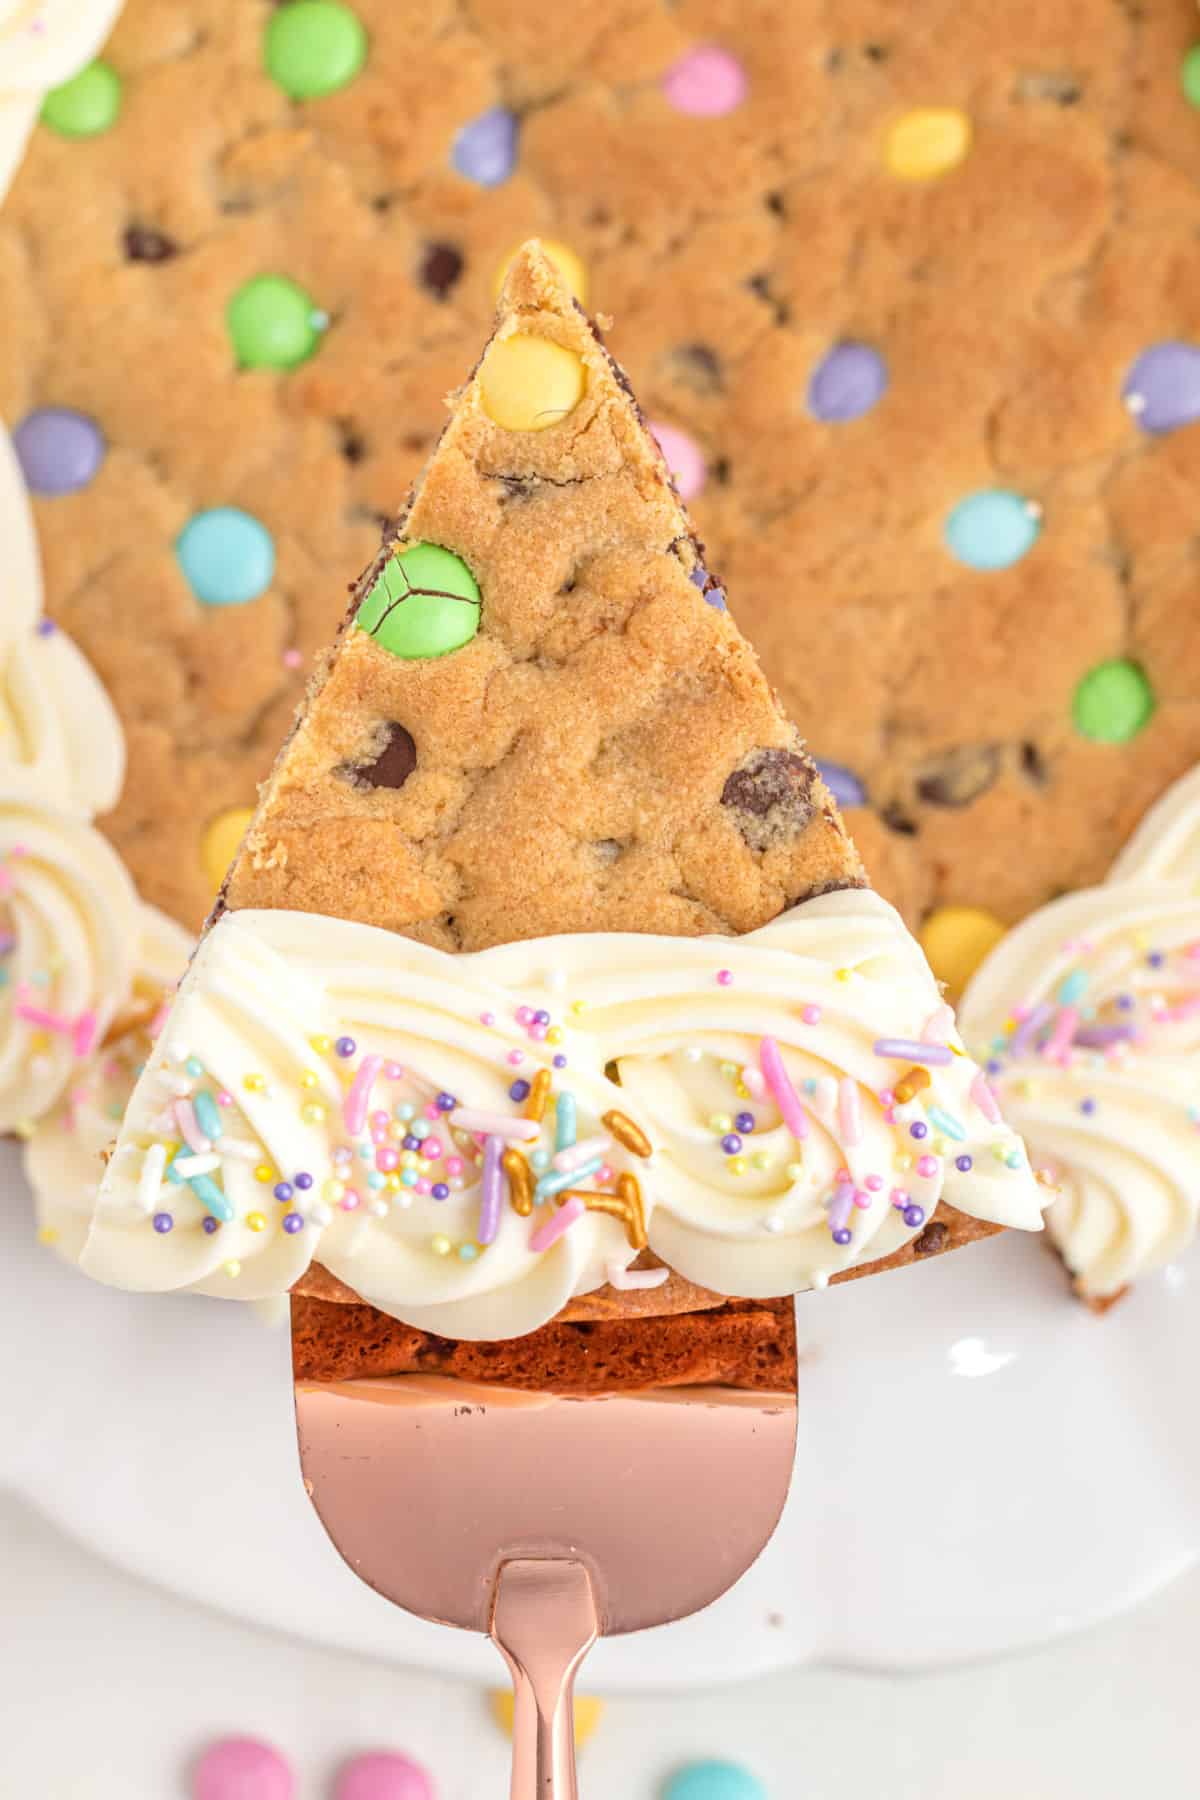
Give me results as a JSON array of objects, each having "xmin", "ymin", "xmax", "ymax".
[{"xmin": 490, "ymin": 1558, "xmax": 598, "ymax": 1800}]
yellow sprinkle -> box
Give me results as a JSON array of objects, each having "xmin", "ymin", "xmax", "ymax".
[
  {"xmin": 546, "ymin": 1025, "xmax": 564, "ymax": 1045},
  {"xmin": 835, "ymin": 968, "xmax": 852, "ymax": 983},
  {"xmin": 735, "ymin": 1081, "xmax": 750, "ymax": 1100},
  {"xmin": 883, "ymin": 107, "xmax": 972, "ymax": 182},
  {"xmin": 729, "ymin": 1156, "xmax": 747, "ymax": 1175},
  {"xmin": 30, "ymin": 1031, "xmax": 50, "ymax": 1054},
  {"xmin": 224, "ymin": 1259, "xmax": 242, "ymax": 1278},
  {"xmin": 490, "ymin": 1689, "xmax": 603, "ymax": 1747},
  {"xmin": 478, "ymin": 333, "xmax": 585, "ymax": 433},
  {"xmin": 785, "ymin": 1161, "xmax": 803, "ymax": 1181},
  {"xmin": 322, "ymin": 1179, "xmax": 346, "ymax": 1203},
  {"xmin": 199, "ymin": 805, "xmax": 255, "ymax": 891},
  {"xmin": 719, "ymin": 1060, "xmax": 738, "ymax": 1079},
  {"xmin": 492, "ymin": 238, "xmax": 588, "ymax": 305},
  {"xmin": 300, "ymin": 1070, "xmax": 318, "ymax": 1089},
  {"xmin": 37, "ymin": 1224, "xmax": 59, "ymax": 1246},
  {"xmin": 400, "ymin": 1151, "xmax": 419, "ymax": 1169},
  {"xmin": 247, "ymin": 1211, "xmax": 267, "ymax": 1233},
  {"xmin": 12, "ymin": 1117, "xmax": 35, "ymax": 1140},
  {"xmin": 254, "ymin": 1163, "xmax": 274, "ymax": 1183},
  {"xmin": 752, "ymin": 1151, "xmax": 771, "ymax": 1170},
  {"xmin": 386, "ymin": 1174, "xmax": 402, "ymax": 1191},
  {"xmin": 431, "ymin": 1234, "xmax": 452, "ymax": 1257},
  {"xmin": 310, "ymin": 1034, "xmax": 332, "ymax": 1055},
  {"xmin": 708, "ymin": 1113, "xmax": 733, "ymax": 1134},
  {"xmin": 894, "ymin": 1153, "xmax": 914, "ymax": 1173},
  {"xmin": 243, "ymin": 1073, "xmax": 266, "ymax": 1093},
  {"xmin": 932, "ymin": 1138, "xmax": 947, "ymax": 1157},
  {"xmin": 571, "ymin": 1000, "xmax": 587, "ymax": 1015},
  {"xmin": 300, "ymin": 1101, "xmax": 327, "ymax": 1126}
]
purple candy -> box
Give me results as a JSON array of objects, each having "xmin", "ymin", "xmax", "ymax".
[
  {"xmin": 1123, "ymin": 342, "xmax": 1200, "ymax": 434},
  {"xmin": 814, "ymin": 759, "xmax": 867, "ymax": 808},
  {"xmin": 451, "ymin": 107, "xmax": 518, "ymax": 186},
  {"xmin": 807, "ymin": 343, "xmax": 887, "ymax": 424},
  {"xmin": 14, "ymin": 406, "xmax": 105, "ymax": 495},
  {"xmin": 333, "ymin": 1751, "xmax": 434, "ymax": 1800}
]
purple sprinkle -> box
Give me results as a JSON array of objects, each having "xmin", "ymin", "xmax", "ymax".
[
  {"xmin": 35, "ymin": 617, "xmax": 57, "ymax": 636},
  {"xmin": 902, "ymin": 1203, "xmax": 926, "ymax": 1228},
  {"xmin": 807, "ymin": 341, "xmax": 888, "ymax": 424},
  {"xmin": 735, "ymin": 1111, "xmax": 755, "ymax": 1133},
  {"xmin": 152, "ymin": 1211, "xmax": 174, "ymax": 1234},
  {"xmin": 451, "ymin": 106, "xmax": 518, "ymax": 186},
  {"xmin": 1123, "ymin": 342, "xmax": 1200, "ymax": 434},
  {"xmin": 721, "ymin": 1133, "xmax": 743, "ymax": 1154},
  {"xmin": 402, "ymin": 1134, "xmax": 421, "ymax": 1152},
  {"xmin": 436, "ymin": 1091, "xmax": 456, "ymax": 1111},
  {"xmin": 431, "ymin": 1182, "xmax": 450, "ymax": 1201},
  {"xmin": 13, "ymin": 406, "xmax": 106, "ymax": 495},
  {"xmin": 1116, "ymin": 994, "xmax": 1135, "ymax": 1011},
  {"xmin": 814, "ymin": 759, "xmax": 867, "ymax": 809},
  {"xmin": 986, "ymin": 1058, "xmax": 1003, "ymax": 1076},
  {"xmin": 553, "ymin": 1054, "xmax": 568, "ymax": 1069},
  {"xmin": 1010, "ymin": 1001, "xmax": 1053, "ymax": 1055},
  {"xmin": 335, "ymin": 1036, "xmax": 357, "ymax": 1058},
  {"xmin": 1074, "ymin": 1024, "xmax": 1134, "ymax": 1048},
  {"xmin": 875, "ymin": 1038, "xmax": 955, "ymax": 1066},
  {"xmin": 294, "ymin": 1171, "xmax": 313, "ymax": 1190},
  {"xmin": 1147, "ymin": 950, "xmax": 1165, "ymax": 968},
  {"xmin": 1080, "ymin": 1098, "xmax": 1097, "ymax": 1115},
  {"xmin": 533, "ymin": 1009, "xmax": 551, "ymax": 1026},
  {"xmin": 832, "ymin": 1226, "xmax": 853, "ymax": 1246},
  {"xmin": 909, "ymin": 1121, "xmax": 929, "ymax": 1140},
  {"xmin": 273, "ymin": 1182, "xmax": 293, "ymax": 1202},
  {"xmin": 509, "ymin": 1079, "xmax": 531, "ymax": 1102},
  {"xmin": 954, "ymin": 1154, "xmax": 973, "ymax": 1172},
  {"xmin": 282, "ymin": 1212, "xmax": 304, "ymax": 1233},
  {"xmin": 202, "ymin": 1216, "xmax": 220, "ymax": 1234}
]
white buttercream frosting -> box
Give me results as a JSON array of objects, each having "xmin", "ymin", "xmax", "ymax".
[
  {"xmin": 84, "ymin": 891, "xmax": 1044, "ymax": 1338},
  {"xmin": 0, "ymin": 420, "xmax": 41, "ymax": 637},
  {"xmin": 0, "ymin": 1, "xmax": 126, "ymax": 200},
  {"xmin": 0, "ymin": 619, "xmax": 125, "ymax": 816},
  {"xmin": 959, "ymin": 765, "xmax": 1200, "ymax": 1299}
]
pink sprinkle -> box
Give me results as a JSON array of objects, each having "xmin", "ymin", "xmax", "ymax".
[
  {"xmin": 480, "ymin": 1011, "xmax": 495, "ymax": 1027},
  {"xmin": 716, "ymin": 968, "xmax": 733, "ymax": 986},
  {"xmin": 801, "ymin": 1004, "xmax": 822, "ymax": 1025},
  {"xmin": 921, "ymin": 1004, "xmax": 955, "ymax": 1045},
  {"xmin": 1163, "ymin": 995, "xmax": 1200, "ymax": 1022},
  {"xmin": 916, "ymin": 1154, "xmax": 939, "ymax": 1179},
  {"xmin": 424, "ymin": 1137, "xmax": 443, "ymax": 1161},
  {"xmin": 889, "ymin": 1187, "xmax": 910, "ymax": 1206},
  {"xmin": 865, "ymin": 1173, "xmax": 883, "ymax": 1191},
  {"xmin": 516, "ymin": 1006, "xmax": 534, "ymax": 1026},
  {"xmin": 882, "ymin": 1109, "xmax": 896, "ymax": 1125},
  {"xmin": 369, "ymin": 1109, "xmax": 390, "ymax": 1130},
  {"xmin": 837, "ymin": 1077, "xmax": 862, "ymax": 1147},
  {"xmin": 598, "ymin": 1163, "xmax": 615, "ymax": 1184},
  {"xmin": 376, "ymin": 1147, "xmax": 399, "ymax": 1173},
  {"xmin": 445, "ymin": 1156, "xmax": 464, "ymax": 1177},
  {"xmin": 530, "ymin": 1022, "xmax": 548, "ymax": 1041},
  {"xmin": 742, "ymin": 1066, "xmax": 766, "ymax": 1098},
  {"xmin": 835, "ymin": 1166, "xmax": 851, "ymax": 1184},
  {"xmin": 852, "ymin": 1188, "xmax": 872, "ymax": 1209},
  {"xmin": 72, "ymin": 1009, "xmax": 99, "ymax": 1056},
  {"xmin": 415, "ymin": 1178, "xmax": 432, "ymax": 1197},
  {"xmin": 101, "ymin": 1059, "xmax": 120, "ymax": 1080},
  {"xmin": 530, "ymin": 1194, "xmax": 585, "ymax": 1253},
  {"xmin": 758, "ymin": 1035, "xmax": 809, "ymax": 1140},
  {"xmin": 343, "ymin": 1053, "xmax": 383, "ymax": 1136},
  {"xmin": 661, "ymin": 43, "xmax": 748, "ymax": 116},
  {"xmin": 970, "ymin": 1070, "xmax": 1002, "ymax": 1124},
  {"xmin": 340, "ymin": 1188, "xmax": 361, "ymax": 1211},
  {"xmin": 384, "ymin": 1060, "xmax": 404, "ymax": 1079},
  {"xmin": 506, "ymin": 1050, "xmax": 523, "ymax": 1067},
  {"xmin": 878, "ymin": 1088, "xmax": 895, "ymax": 1106},
  {"xmin": 216, "ymin": 1090, "xmax": 233, "ymax": 1106},
  {"xmin": 1042, "ymin": 1006, "xmax": 1079, "ymax": 1066},
  {"xmin": 172, "ymin": 1097, "xmax": 210, "ymax": 1154},
  {"xmin": 452, "ymin": 1107, "xmax": 539, "ymax": 1141},
  {"xmin": 423, "ymin": 1100, "xmax": 441, "ymax": 1120},
  {"xmin": 149, "ymin": 1003, "xmax": 170, "ymax": 1039},
  {"xmin": 16, "ymin": 1000, "xmax": 72, "ymax": 1034},
  {"xmin": 1185, "ymin": 943, "xmax": 1200, "ymax": 962},
  {"xmin": 282, "ymin": 647, "xmax": 303, "ymax": 669}
]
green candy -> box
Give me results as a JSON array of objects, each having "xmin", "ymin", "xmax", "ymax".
[
  {"xmin": 357, "ymin": 543, "xmax": 481, "ymax": 660},
  {"xmin": 265, "ymin": 1, "xmax": 368, "ymax": 100},
  {"xmin": 227, "ymin": 274, "xmax": 325, "ymax": 370},
  {"xmin": 41, "ymin": 61, "xmax": 122, "ymax": 139},
  {"xmin": 1072, "ymin": 658, "xmax": 1155, "ymax": 744},
  {"xmin": 1182, "ymin": 45, "xmax": 1200, "ymax": 109}
]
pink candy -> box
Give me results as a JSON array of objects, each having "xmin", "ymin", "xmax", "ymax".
[
  {"xmin": 661, "ymin": 44, "xmax": 747, "ymax": 117},
  {"xmin": 649, "ymin": 420, "xmax": 707, "ymax": 499},
  {"xmin": 334, "ymin": 1752, "xmax": 435, "ymax": 1800},
  {"xmin": 192, "ymin": 1736, "xmax": 293, "ymax": 1800}
]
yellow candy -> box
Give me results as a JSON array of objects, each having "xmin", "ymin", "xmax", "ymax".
[
  {"xmin": 729, "ymin": 1156, "xmax": 747, "ymax": 1175},
  {"xmin": 489, "ymin": 1690, "xmax": 603, "ymax": 1747},
  {"xmin": 199, "ymin": 805, "xmax": 255, "ymax": 891},
  {"xmin": 323, "ymin": 1179, "xmax": 346, "ymax": 1204},
  {"xmin": 492, "ymin": 238, "xmax": 587, "ymax": 305},
  {"xmin": 546, "ymin": 1026, "xmax": 564, "ymax": 1045},
  {"xmin": 478, "ymin": 333, "xmax": 585, "ymax": 432},
  {"xmin": 300, "ymin": 1070, "xmax": 318, "ymax": 1089},
  {"xmin": 918, "ymin": 905, "xmax": 1007, "ymax": 1001},
  {"xmin": 884, "ymin": 107, "xmax": 971, "ymax": 181}
]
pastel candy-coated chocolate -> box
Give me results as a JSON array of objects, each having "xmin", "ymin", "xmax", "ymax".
[
  {"xmin": 357, "ymin": 541, "xmax": 481, "ymax": 659},
  {"xmin": 451, "ymin": 107, "xmax": 518, "ymax": 185},
  {"xmin": 333, "ymin": 1750, "xmax": 435, "ymax": 1800},
  {"xmin": 662, "ymin": 1759, "xmax": 766, "ymax": 1800},
  {"xmin": 661, "ymin": 46, "xmax": 747, "ymax": 117},
  {"xmin": 13, "ymin": 407, "xmax": 105, "ymax": 495},
  {"xmin": 944, "ymin": 488, "xmax": 1040, "ymax": 570},
  {"xmin": 492, "ymin": 238, "xmax": 587, "ymax": 304},
  {"xmin": 201, "ymin": 806, "xmax": 256, "ymax": 889},
  {"xmin": 227, "ymin": 274, "xmax": 324, "ymax": 369},
  {"xmin": 478, "ymin": 334, "xmax": 585, "ymax": 432},
  {"xmin": 41, "ymin": 61, "xmax": 122, "ymax": 137},
  {"xmin": 1122, "ymin": 342, "xmax": 1200, "ymax": 434},
  {"xmin": 264, "ymin": 0, "xmax": 367, "ymax": 98},
  {"xmin": 649, "ymin": 420, "xmax": 707, "ymax": 499},
  {"xmin": 191, "ymin": 1735, "xmax": 293, "ymax": 1800},
  {"xmin": 176, "ymin": 508, "xmax": 276, "ymax": 605},
  {"xmin": 814, "ymin": 759, "xmax": 867, "ymax": 808},
  {"xmin": 1072, "ymin": 658, "xmax": 1155, "ymax": 744},
  {"xmin": 807, "ymin": 342, "xmax": 887, "ymax": 422},
  {"xmin": 919, "ymin": 904, "xmax": 1007, "ymax": 1000},
  {"xmin": 884, "ymin": 106, "xmax": 971, "ymax": 180},
  {"xmin": 489, "ymin": 1689, "xmax": 604, "ymax": 1746}
]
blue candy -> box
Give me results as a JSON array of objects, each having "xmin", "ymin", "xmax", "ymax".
[
  {"xmin": 662, "ymin": 1761, "xmax": 767, "ymax": 1800},
  {"xmin": 176, "ymin": 507, "xmax": 276, "ymax": 605},
  {"xmin": 944, "ymin": 488, "xmax": 1040, "ymax": 571}
]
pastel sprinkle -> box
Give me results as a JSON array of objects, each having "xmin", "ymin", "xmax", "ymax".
[
  {"xmin": 970, "ymin": 1070, "xmax": 1002, "ymax": 1123},
  {"xmin": 192, "ymin": 1090, "xmax": 223, "ymax": 1140},
  {"xmin": 1010, "ymin": 1001, "xmax": 1053, "ymax": 1055},
  {"xmin": 478, "ymin": 1134, "xmax": 504, "ymax": 1245},
  {"xmin": 828, "ymin": 1182, "xmax": 855, "ymax": 1234},
  {"xmin": 529, "ymin": 1194, "xmax": 585, "ymax": 1252},
  {"xmin": 342, "ymin": 1052, "xmax": 383, "ymax": 1136},
  {"xmin": 758, "ymin": 1036, "xmax": 809, "ymax": 1140},
  {"xmin": 170, "ymin": 1152, "xmax": 221, "ymax": 1177},
  {"xmin": 873, "ymin": 1038, "xmax": 954, "ymax": 1066},
  {"xmin": 137, "ymin": 1142, "xmax": 168, "ymax": 1213},
  {"xmin": 189, "ymin": 1172, "xmax": 234, "ymax": 1222},
  {"xmin": 535, "ymin": 1156, "xmax": 603, "ymax": 1203},
  {"xmin": 1057, "ymin": 969, "xmax": 1089, "ymax": 1006},
  {"xmin": 450, "ymin": 1107, "xmax": 539, "ymax": 1141},
  {"xmin": 1042, "ymin": 1007, "xmax": 1079, "ymax": 1064},
  {"xmin": 552, "ymin": 1135, "xmax": 611, "ymax": 1173},
  {"xmin": 926, "ymin": 1105, "xmax": 966, "ymax": 1142},
  {"xmin": 172, "ymin": 1097, "xmax": 211, "ymax": 1153}
]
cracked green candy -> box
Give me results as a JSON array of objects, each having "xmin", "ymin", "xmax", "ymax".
[{"xmin": 356, "ymin": 542, "xmax": 481, "ymax": 659}]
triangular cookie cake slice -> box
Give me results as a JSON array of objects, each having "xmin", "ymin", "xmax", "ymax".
[{"xmin": 84, "ymin": 243, "xmax": 1046, "ymax": 1353}]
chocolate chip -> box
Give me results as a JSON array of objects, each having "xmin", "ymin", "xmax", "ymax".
[
  {"xmin": 863, "ymin": 41, "xmax": 889, "ymax": 61},
  {"xmin": 915, "ymin": 744, "xmax": 1000, "ymax": 809},
  {"xmin": 123, "ymin": 224, "xmax": 178, "ymax": 263},
  {"xmin": 1020, "ymin": 741, "xmax": 1049, "ymax": 786},
  {"xmin": 664, "ymin": 343, "xmax": 723, "ymax": 394},
  {"xmin": 593, "ymin": 838, "xmax": 622, "ymax": 865},
  {"xmin": 722, "ymin": 749, "xmax": 817, "ymax": 852},
  {"xmin": 337, "ymin": 419, "xmax": 366, "ymax": 464},
  {"xmin": 1017, "ymin": 71, "xmax": 1082, "ymax": 104},
  {"xmin": 339, "ymin": 722, "xmax": 417, "ymax": 791},
  {"xmin": 419, "ymin": 241, "xmax": 464, "ymax": 300},
  {"xmin": 746, "ymin": 272, "xmax": 789, "ymax": 325},
  {"xmin": 881, "ymin": 803, "xmax": 919, "ymax": 837},
  {"xmin": 765, "ymin": 190, "xmax": 786, "ymax": 217},
  {"xmin": 913, "ymin": 1221, "xmax": 949, "ymax": 1256}
]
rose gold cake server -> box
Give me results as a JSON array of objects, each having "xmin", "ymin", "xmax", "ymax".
[{"xmin": 293, "ymin": 1312, "xmax": 797, "ymax": 1799}]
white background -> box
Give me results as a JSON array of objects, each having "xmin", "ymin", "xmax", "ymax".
[{"xmin": 4, "ymin": 1491, "xmax": 1199, "ymax": 1799}]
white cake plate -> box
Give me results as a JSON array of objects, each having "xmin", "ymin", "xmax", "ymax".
[{"xmin": 3, "ymin": 1140, "xmax": 1197, "ymax": 1688}]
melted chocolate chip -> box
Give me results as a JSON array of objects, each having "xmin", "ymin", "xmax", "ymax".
[
  {"xmin": 913, "ymin": 1221, "xmax": 949, "ymax": 1256},
  {"xmin": 123, "ymin": 224, "xmax": 178, "ymax": 263},
  {"xmin": 665, "ymin": 342, "xmax": 723, "ymax": 393},
  {"xmin": 1020, "ymin": 740, "xmax": 1049, "ymax": 786},
  {"xmin": 881, "ymin": 803, "xmax": 919, "ymax": 837},
  {"xmin": 1017, "ymin": 70, "xmax": 1082, "ymax": 104},
  {"xmin": 340, "ymin": 722, "xmax": 417, "ymax": 791},
  {"xmin": 419, "ymin": 241, "xmax": 464, "ymax": 300},
  {"xmin": 915, "ymin": 744, "xmax": 1000, "ymax": 809},
  {"xmin": 337, "ymin": 420, "xmax": 366, "ymax": 464},
  {"xmin": 722, "ymin": 749, "xmax": 816, "ymax": 852}
]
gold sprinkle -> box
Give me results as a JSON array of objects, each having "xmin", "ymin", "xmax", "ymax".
[
  {"xmin": 557, "ymin": 1173, "xmax": 647, "ymax": 1251},
  {"xmin": 894, "ymin": 1066, "xmax": 931, "ymax": 1104},
  {"xmin": 602, "ymin": 1109, "xmax": 652, "ymax": 1158},
  {"xmin": 502, "ymin": 1147, "xmax": 535, "ymax": 1216},
  {"xmin": 524, "ymin": 1068, "xmax": 552, "ymax": 1123}
]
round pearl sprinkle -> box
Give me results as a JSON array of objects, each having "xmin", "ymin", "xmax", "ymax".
[
  {"xmin": 264, "ymin": 1, "xmax": 367, "ymax": 99},
  {"xmin": 735, "ymin": 1112, "xmax": 755, "ymax": 1133},
  {"xmin": 227, "ymin": 273, "xmax": 325, "ymax": 370},
  {"xmin": 884, "ymin": 107, "xmax": 971, "ymax": 181},
  {"xmin": 1123, "ymin": 342, "xmax": 1200, "ymax": 434},
  {"xmin": 333, "ymin": 1750, "xmax": 435, "ymax": 1800},
  {"xmin": 431, "ymin": 1182, "xmax": 449, "ymax": 1201},
  {"xmin": 480, "ymin": 1011, "xmax": 495, "ymax": 1026},
  {"xmin": 553, "ymin": 1053, "xmax": 568, "ymax": 1068},
  {"xmin": 202, "ymin": 1216, "xmax": 220, "ymax": 1234},
  {"xmin": 294, "ymin": 1171, "xmax": 313, "ymax": 1190},
  {"xmin": 715, "ymin": 968, "xmax": 733, "ymax": 986},
  {"xmin": 274, "ymin": 1182, "xmax": 293, "ymax": 1202},
  {"xmin": 41, "ymin": 61, "xmax": 122, "ymax": 138},
  {"xmin": 191, "ymin": 1736, "xmax": 293, "ymax": 1800},
  {"xmin": 479, "ymin": 334, "xmax": 585, "ymax": 432},
  {"xmin": 916, "ymin": 1154, "xmax": 939, "ymax": 1178},
  {"xmin": 918, "ymin": 904, "xmax": 1007, "ymax": 1001},
  {"xmin": 955, "ymin": 1153, "xmax": 974, "ymax": 1172},
  {"xmin": 13, "ymin": 407, "xmax": 105, "ymax": 496},
  {"xmin": 152, "ymin": 1211, "xmax": 173, "ymax": 1234},
  {"xmin": 506, "ymin": 1050, "xmax": 523, "ymax": 1067},
  {"xmin": 890, "ymin": 1187, "xmax": 909, "ymax": 1206},
  {"xmin": 509, "ymin": 1079, "xmax": 531, "ymax": 1101},
  {"xmin": 814, "ymin": 760, "xmax": 866, "ymax": 808},
  {"xmin": 176, "ymin": 507, "xmax": 275, "ymax": 608},
  {"xmin": 661, "ymin": 45, "xmax": 748, "ymax": 117},
  {"xmin": 832, "ymin": 1226, "xmax": 852, "ymax": 1247},
  {"xmin": 945, "ymin": 489, "xmax": 1040, "ymax": 570},
  {"xmin": 807, "ymin": 342, "xmax": 887, "ymax": 423},
  {"xmin": 864, "ymin": 1173, "xmax": 883, "ymax": 1191},
  {"xmin": 721, "ymin": 1133, "xmax": 743, "ymax": 1155},
  {"xmin": 247, "ymin": 1211, "xmax": 268, "ymax": 1232},
  {"xmin": 493, "ymin": 238, "xmax": 587, "ymax": 304},
  {"xmin": 459, "ymin": 1242, "xmax": 478, "ymax": 1262},
  {"xmin": 650, "ymin": 421, "xmax": 707, "ymax": 499},
  {"xmin": 335, "ymin": 1036, "xmax": 357, "ymax": 1057},
  {"xmin": 357, "ymin": 541, "xmax": 481, "ymax": 660},
  {"xmin": 437, "ymin": 1091, "xmax": 456, "ymax": 1111},
  {"xmin": 1072, "ymin": 658, "xmax": 1155, "ymax": 744},
  {"xmin": 451, "ymin": 106, "xmax": 518, "ymax": 186},
  {"xmin": 903, "ymin": 1203, "xmax": 927, "ymax": 1228},
  {"xmin": 282, "ymin": 1212, "xmax": 304, "ymax": 1233},
  {"xmin": 909, "ymin": 1121, "xmax": 928, "ymax": 1140}
]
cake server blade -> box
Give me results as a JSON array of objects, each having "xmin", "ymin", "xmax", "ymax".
[{"xmin": 293, "ymin": 1304, "xmax": 797, "ymax": 1799}]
